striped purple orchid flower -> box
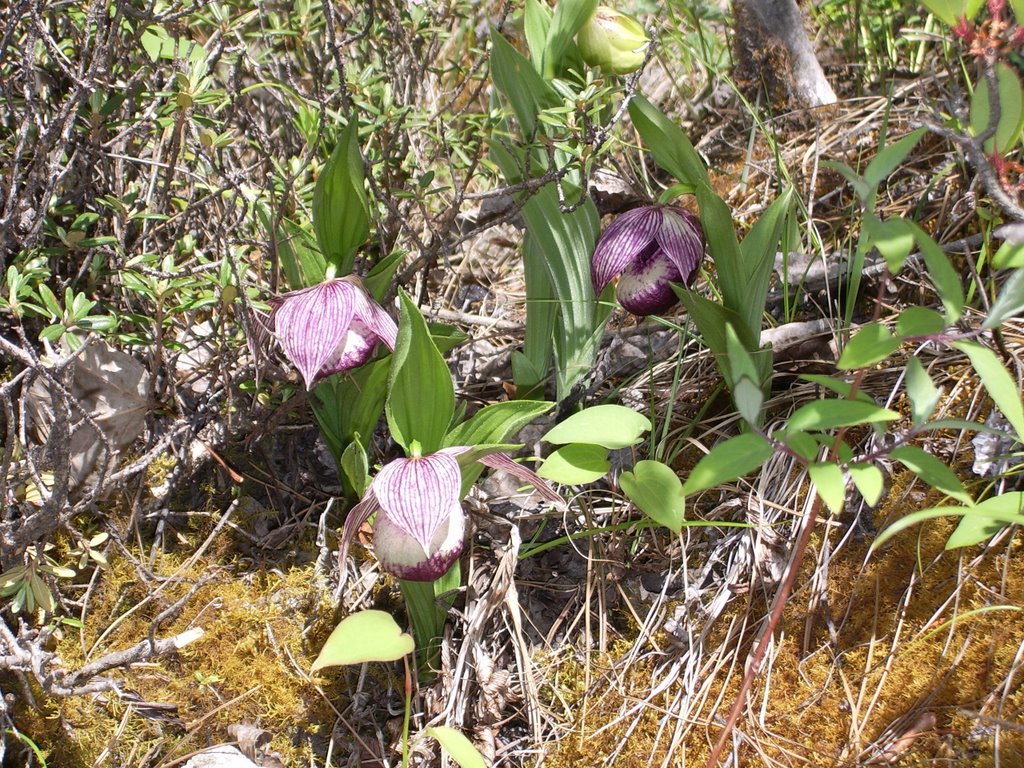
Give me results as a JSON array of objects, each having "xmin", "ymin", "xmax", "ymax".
[
  {"xmin": 269, "ymin": 276, "xmax": 398, "ymax": 389},
  {"xmin": 592, "ymin": 204, "xmax": 706, "ymax": 316},
  {"xmin": 341, "ymin": 446, "xmax": 562, "ymax": 581}
]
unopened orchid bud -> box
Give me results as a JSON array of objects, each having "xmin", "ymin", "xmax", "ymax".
[{"xmin": 576, "ymin": 6, "xmax": 650, "ymax": 75}]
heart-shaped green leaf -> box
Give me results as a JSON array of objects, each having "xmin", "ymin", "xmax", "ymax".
[
  {"xmin": 542, "ymin": 405, "xmax": 651, "ymax": 449},
  {"xmin": 537, "ymin": 443, "xmax": 609, "ymax": 484},
  {"xmin": 620, "ymin": 460, "xmax": 685, "ymax": 533},
  {"xmin": 311, "ymin": 610, "xmax": 414, "ymax": 671}
]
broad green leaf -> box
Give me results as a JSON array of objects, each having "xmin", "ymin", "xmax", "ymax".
[
  {"xmin": 696, "ymin": 183, "xmax": 747, "ymax": 325},
  {"xmin": 865, "ymin": 215, "xmax": 915, "ymax": 273},
  {"xmin": 864, "ymin": 128, "xmax": 928, "ymax": 190},
  {"xmin": 837, "ymin": 322, "xmax": 900, "ymax": 369},
  {"xmin": 537, "ymin": 443, "xmax": 610, "ymax": 484},
  {"xmin": 445, "ymin": 401, "xmax": 553, "ymax": 448},
  {"xmin": 681, "ymin": 433, "xmax": 772, "ymax": 496},
  {"xmin": 542, "ymin": 404, "xmax": 651, "ymax": 449},
  {"xmin": 848, "ymin": 462, "xmax": 884, "ymax": 506},
  {"xmin": 970, "ymin": 62, "xmax": 1024, "ymax": 153},
  {"xmin": 983, "ymin": 268, "xmax": 1024, "ymax": 328},
  {"xmin": 890, "ymin": 444, "xmax": 972, "ymax": 504},
  {"xmin": 993, "ymin": 240, "xmax": 1024, "ymax": 268},
  {"xmin": 911, "ymin": 223, "xmax": 964, "ymax": 324},
  {"xmin": 628, "ymin": 96, "xmax": 709, "ymax": 187},
  {"xmin": 676, "ymin": 290, "xmax": 758, "ymax": 358},
  {"xmin": 905, "ymin": 356, "xmax": 941, "ymax": 425},
  {"xmin": 518, "ymin": 184, "xmax": 600, "ymax": 404},
  {"xmin": 946, "ymin": 492, "xmax": 1024, "ymax": 548},
  {"xmin": 896, "ymin": 306, "xmax": 946, "ymax": 338},
  {"xmin": 809, "ymin": 462, "xmax": 845, "ymax": 514},
  {"xmin": 311, "ymin": 610, "xmax": 414, "ymax": 670},
  {"xmin": 873, "ymin": 492, "xmax": 1024, "ymax": 550},
  {"xmin": 363, "ymin": 250, "xmax": 405, "ymax": 301},
  {"xmin": 515, "ymin": 228, "xmax": 557, "ymax": 395},
  {"xmin": 725, "ymin": 322, "xmax": 760, "ymax": 384},
  {"xmin": 445, "ymin": 400, "xmax": 553, "ymax": 492},
  {"xmin": 953, "ymin": 340, "xmax": 1024, "ymax": 441},
  {"xmin": 426, "ymin": 726, "xmax": 487, "ymax": 768},
  {"xmin": 523, "ymin": 0, "xmax": 552, "ymax": 68},
  {"xmin": 739, "ymin": 187, "xmax": 793, "ymax": 334},
  {"xmin": 922, "ymin": 0, "xmax": 984, "ymax": 25},
  {"xmin": 821, "ymin": 160, "xmax": 870, "ymax": 202},
  {"xmin": 386, "ymin": 290, "xmax": 455, "ymax": 454},
  {"xmin": 313, "ymin": 120, "xmax": 370, "ymax": 275},
  {"xmin": 733, "ymin": 377, "xmax": 764, "ymax": 427},
  {"xmin": 787, "ymin": 400, "xmax": 900, "ymax": 433},
  {"xmin": 277, "ymin": 217, "xmax": 326, "ymax": 290},
  {"xmin": 544, "ymin": 0, "xmax": 597, "ymax": 78},
  {"xmin": 340, "ymin": 435, "xmax": 369, "ymax": 498},
  {"xmin": 310, "ymin": 358, "xmax": 390, "ymax": 462},
  {"xmin": 620, "ymin": 460, "xmax": 685, "ymax": 533},
  {"xmin": 490, "ymin": 29, "xmax": 559, "ymax": 135},
  {"xmin": 786, "ymin": 429, "xmax": 820, "ymax": 460}
]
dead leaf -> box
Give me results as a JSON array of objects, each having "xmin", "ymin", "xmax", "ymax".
[
  {"xmin": 27, "ymin": 339, "xmax": 150, "ymax": 492},
  {"xmin": 227, "ymin": 722, "xmax": 271, "ymax": 761},
  {"xmin": 181, "ymin": 745, "xmax": 258, "ymax": 768}
]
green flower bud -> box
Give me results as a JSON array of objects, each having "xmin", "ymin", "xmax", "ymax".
[{"xmin": 576, "ymin": 6, "xmax": 650, "ymax": 75}]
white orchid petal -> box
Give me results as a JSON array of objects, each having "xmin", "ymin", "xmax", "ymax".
[{"xmin": 374, "ymin": 500, "xmax": 464, "ymax": 581}]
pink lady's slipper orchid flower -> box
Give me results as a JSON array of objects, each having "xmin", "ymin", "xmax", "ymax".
[
  {"xmin": 592, "ymin": 204, "xmax": 706, "ymax": 316},
  {"xmin": 269, "ymin": 276, "xmax": 398, "ymax": 389},
  {"xmin": 341, "ymin": 447, "xmax": 562, "ymax": 581}
]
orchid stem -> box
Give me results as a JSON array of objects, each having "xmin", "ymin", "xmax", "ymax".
[{"xmin": 401, "ymin": 655, "xmax": 412, "ymax": 768}]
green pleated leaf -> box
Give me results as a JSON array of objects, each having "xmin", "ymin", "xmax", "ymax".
[
  {"xmin": 490, "ymin": 28, "xmax": 558, "ymax": 135},
  {"xmin": 620, "ymin": 460, "xmax": 685, "ymax": 533},
  {"xmin": 890, "ymin": 444, "xmax": 972, "ymax": 504},
  {"xmin": 628, "ymin": 95, "xmax": 710, "ymax": 188},
  {"xmin": 386, "ymin": 290, "xmax": 455, "ymax": 454},
  {"xmin": 537, "ymin": 443, "xmax": 610, "ymax": 484},
  {"xmin": 837, "ymin": 322, "xmax": 900, "ymax": 370},
  {"xmin": 543, "ymin": 0, "xmax": 597, "ymax": 78},
  {"xmin": 312, "ymin": 610, "xmax": 414, "ymax": 670},
  {"xmin": 681, "ymin": 433, "xmax": 772, "ymax": 496}
]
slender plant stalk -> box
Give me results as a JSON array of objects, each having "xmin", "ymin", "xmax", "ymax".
[
  {"xmin": 704, "ymin": 274, "xmax": 888, "ymax": 766},
  {"xmin": 402, "ymin": 655, "xmax": 412, "ymax": 768}
]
